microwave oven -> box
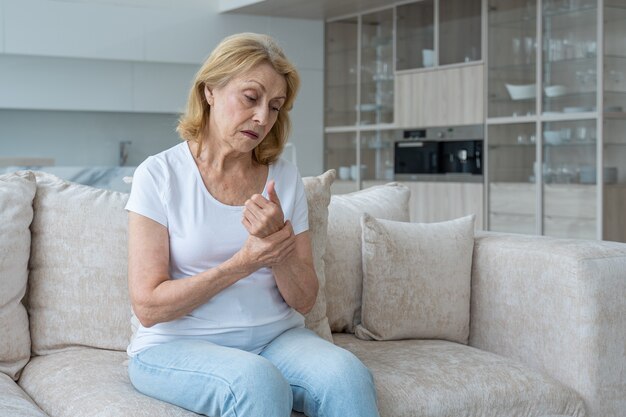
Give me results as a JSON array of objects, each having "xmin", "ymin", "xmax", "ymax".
[{"xmin": 394, "ymin": 125, "xmax": 483, "ymax": 178}]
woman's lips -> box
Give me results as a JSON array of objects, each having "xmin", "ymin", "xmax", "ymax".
[{"xmin": 242, "ymin": 130, "xmax": 260, "ymax": 140}]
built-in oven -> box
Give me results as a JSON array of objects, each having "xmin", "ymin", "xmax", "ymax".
[{"xmin": 394, "ymin": 125, "xmax": 483, "ymax": 180}]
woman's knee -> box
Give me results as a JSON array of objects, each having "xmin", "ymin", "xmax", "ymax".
[
  {"xmin": 322, "ymin": 348, "xmax": 375, "ymax": 391},
  {"xmin": 129, "ymin": 343, "xmax": 293, "ymax": 417}
]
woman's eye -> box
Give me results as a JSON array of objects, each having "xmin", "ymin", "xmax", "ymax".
[
  {"xmin": 271, "ymin": 106, "xmax": 280, "ymax": 112},
  {"xmin": 244, "ymin": 95, "xmax": 257, "ymax": 102}
]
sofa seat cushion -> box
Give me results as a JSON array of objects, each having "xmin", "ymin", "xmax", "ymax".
[
  {"xmin": 17, "ymin": 348, "xmax": 307, "ymax": 417},
  {"xmin": 333, "ymin": 334, "xmax": 585, "ymax": 417},
  {"xmin": 19, "ymin": 348, "xmax": 199, "ymax": 417},
  {"xmin": 0, "ymin": 373, "xmax": 49, "ymax": 417}
]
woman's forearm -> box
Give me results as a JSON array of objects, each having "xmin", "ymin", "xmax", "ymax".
[
  {"xmin": 272, "ymin": 233, "xmax": 319, "ymax": 314},
  {"xmin": 131, "ymin": 254, "xmax": 253, "ymax": 327}
]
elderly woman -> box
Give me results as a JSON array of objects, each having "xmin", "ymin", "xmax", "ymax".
[{"xmin": 125, "ymin": 33, "xmax": 380, "ymax": 417}]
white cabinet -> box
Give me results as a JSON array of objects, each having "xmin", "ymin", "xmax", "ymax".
[{"xmin": 486, "ymin": 1, "xmax": 626, "ymax": 242}]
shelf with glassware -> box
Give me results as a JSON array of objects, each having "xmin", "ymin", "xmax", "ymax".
[
  {"xmin": 324, "ymin": 6, "xmax": 395, "ymax": 188},
  {"xmin": 485, "ymin": 0, "xmax": 626, "ymax": 242}
]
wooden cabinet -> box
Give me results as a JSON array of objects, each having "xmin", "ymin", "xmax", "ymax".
[
  {"xmin": 357, "ymin": 180, "xmax": 484, "ymax": 229},
  {"xmin": 489, "ymin": 182, "xmax": 626, "ymax": 242},
  {"xmin": 395, "ymin": 64, "xmax": 484, "ymax": 129}
]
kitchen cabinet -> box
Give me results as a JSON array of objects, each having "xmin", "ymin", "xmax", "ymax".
[
  {"xmin": 396, "ymin": 0, "xmax": 482, "ymax": 70},
  {"xmin": 325, "ymin": 0, "xmax": 486, "ymax": 188},
  {"xmin": 395, "ymin": 64, "xmax": 485, "ymax": 128},
  {"xmin": 325, "ymin": 7, "xmax": 395, "ymax": 186},
  {"xmin": 486, "ymin": 0, "xmax": 626, "ymax": 242},
  {"xmin": 349, "ymin": 180, "xmax": 484, "ymax": 229}
]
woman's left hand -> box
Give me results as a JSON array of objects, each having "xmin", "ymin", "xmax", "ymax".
[{"xmin": 242, "ymin": 180, "xmax": 285, "ymax": 238}]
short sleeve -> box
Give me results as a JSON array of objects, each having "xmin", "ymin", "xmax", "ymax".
[
  {"xmin": 125, "ymin": 157, "xmax": 168, "ymax": 227},
  {"xmin": 291, "ymin": 171, "xmax": 309, "ymax": 235}
]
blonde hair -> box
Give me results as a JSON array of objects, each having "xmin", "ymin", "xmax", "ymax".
[{"xmin": 176, "ymin": 33, "xmax": 300, "ymax": 165}]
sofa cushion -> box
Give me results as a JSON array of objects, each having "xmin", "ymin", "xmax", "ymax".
[
  {"xmin": 333, "ymin": 333, "xmax": 585, "ymax": 417},
  {"xmin": 17, "ymin": 348, "xmax": 304, "ymax": 417},
  {"xmin": 300, "ymin": 170, "xmax": 335, "ymax": 341},
  {"xmin": 325, "ymin": 183, "xmax": 410, "ymax": 333},
  {"xmin": 28, "ymin": 172, "xmax": 131, "ymax": 354},
  {"xmin": 0, "ymin": 171, "xmax": 36, "ymax": 380},
  {"xmin": 0, "ymin": 373, "xmax": 49, "ymax": 417},
  {"xmin": 355, "ymin": 215, "xmax": 475, "ymax": 344}
]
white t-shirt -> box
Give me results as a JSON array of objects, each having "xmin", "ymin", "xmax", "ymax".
[{"xmin": 125, "ymin": 141, "xmax": 308, "ymax": 356}]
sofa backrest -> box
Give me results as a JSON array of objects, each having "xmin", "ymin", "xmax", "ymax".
[
  {"xmin": 28, "ymin": 172, "xmax": 131, "ymax": 355},
  {"xmin": 25, "ymin": 170, "xmax": 340, "ymax": 354},
  {"xmin": 22, "ymin": 170, "xmax": 410, "ymax": 354},
  {"xmin": 0, "ymin": 171, "xmax": 36, "ymax": 380}
]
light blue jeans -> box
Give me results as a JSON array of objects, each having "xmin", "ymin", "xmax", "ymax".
[{"xmin": 128, "ymin": 327, "xmax": 380, "ymax": 417}]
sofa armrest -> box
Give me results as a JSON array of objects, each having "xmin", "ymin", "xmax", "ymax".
[{"xmin": 469, "ymin": 232, "xmax": 626, "ymax": 417}]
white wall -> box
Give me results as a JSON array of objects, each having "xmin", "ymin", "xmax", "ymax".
[{"xmin": 0, "ymin": 0, "xmax": 324, "ymax": 176}]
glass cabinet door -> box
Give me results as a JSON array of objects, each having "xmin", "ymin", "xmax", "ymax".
[
  {"xmin": 542, "ymin": 119, "xmax": 597, "ymax": 239},
  {"xmin": 542, "ymin": 1, "xmax": 598, "ymax": 115},
  {"xmin": 603, "ymin": 118, "xmax": 626, "ymax": 242},
  {"xmin": 488, "ymin": 0, "xmax": 538, "ymax": 118},
  {"xmin": 439, "ymin": 0, "xmax": 482, "ymax": 65},
  {"xmin": 604, "ymin": 2, "xmax": 626, "ymax": 114},
  {"xmin": 360, "ymin": 130, "xmax": 397, "ymax": 181},
  {"xmin": 488, "ymin": 123, "xmax": 537, "ymax": 234},
  {"xmin": 325, "ymin": 18, "xmax": 358, "ymax": 127},
  {"xmin": 396, "ymin": 0, "xmax": 435, "ymax": 70},
  {"xmin": 360, "ymin": 9, "xmax": 394, "ymax": 125},
  {"xmin": 324, "ymin": 132, "xmax": 358, "ymax": 179}
]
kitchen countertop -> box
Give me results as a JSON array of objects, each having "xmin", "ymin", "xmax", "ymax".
[{"xmin": 0, "ymin": 166, "xmax": 136, "ymax": 193}]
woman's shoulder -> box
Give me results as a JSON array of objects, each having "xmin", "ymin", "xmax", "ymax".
[
  {"xmin": 134, "ymin": 142, "xmax": 188, "ymax": 183},
  {"xmin": 271, "ymin": 157, "xmax": 300, "ymax": 181},
  {"xmin": 137, "ymin": 143, "xmax": 187, "ymax": 171}
]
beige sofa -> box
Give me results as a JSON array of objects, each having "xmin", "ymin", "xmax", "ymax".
[{"xmin": 1, "ymin": 169, "xmax": 625, "ymax": 417}]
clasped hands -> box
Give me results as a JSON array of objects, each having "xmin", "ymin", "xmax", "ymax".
[{"xmin": 240, "ymin": 180, "xmax": 296, "ymax": 268}]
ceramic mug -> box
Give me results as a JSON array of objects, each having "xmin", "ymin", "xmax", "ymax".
[
  {"xmin": 338, "ymin": 166, "xmax": 351, "ymax": 180},
  {"xmin": 422, "ymin": 49, "xmax": 434, "ymax": 67}
]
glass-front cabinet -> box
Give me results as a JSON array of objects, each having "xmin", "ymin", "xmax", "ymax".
[
  {"xmin": 325, "ymin": 0, "xmax": 484, "ymax": 189},
  {"xmin": 487, "ymin": 0, "xmax": 626, "ymax": 242},
  {"xmin": 325, "ymin": 17, "xmax": 358, "ymax": 127}
]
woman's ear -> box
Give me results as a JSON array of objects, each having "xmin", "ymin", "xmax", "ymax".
[{"xmin": 204, "ymin": 85, "xmax": 214, "ymax": 106}]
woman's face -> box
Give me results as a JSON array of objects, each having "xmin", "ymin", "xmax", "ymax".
[{"xmin": 204, "ymin": 62, "xmax": 287, "ymax": 155}]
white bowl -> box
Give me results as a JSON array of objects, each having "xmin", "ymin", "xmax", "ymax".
[
  {"xmin": 543, "ymin": 130, "xmax": 561, "ymax": 145},
  {"xmin": 544, "ymin": 85, "xmax": 568, "ymax": 97},
  {"xmin": 505, "ymin": 83, "xmax": 536, "ymax": 100},
  {"xmin": 563, "ymin": 106, "xmax": 593, "ymax": 113}
]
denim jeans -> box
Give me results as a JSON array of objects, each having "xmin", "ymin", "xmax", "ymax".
[{"xmin": 128, "ymin": 327, "xmax": 380, "ymax": 417}]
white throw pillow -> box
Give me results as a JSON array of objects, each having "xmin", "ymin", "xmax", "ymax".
[
  {"xmin": 324, "ymin": 184, "xmax": 411, "ymax": 333},
  {"xmin": 0, "ymin": 171, "xmax": 36, "ymax": 379},
  {"xmin": 355, "ymin": 214, "xmax": 475, "ymax": 344}
]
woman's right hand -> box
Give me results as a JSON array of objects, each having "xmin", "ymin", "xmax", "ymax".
[{"xmin": 236, "ymin": 220, "xmax": 296, "ymax": 272}]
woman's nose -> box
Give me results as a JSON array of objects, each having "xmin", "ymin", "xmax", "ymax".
[{"xmin": 253, "ymin": 105, "xmax": 269, "ymax": 126}]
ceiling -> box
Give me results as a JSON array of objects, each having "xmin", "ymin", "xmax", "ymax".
[
  {"xmin": 219, "ymin": 0, "xmax": 398, "ymax": 20},
  {"xmin": 49, "ymin": 0, "xmax": 208, "ymax": 9}
]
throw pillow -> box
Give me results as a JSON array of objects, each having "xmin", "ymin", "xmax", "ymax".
[
  {"xmin": 355, "ymin": 214, "xmax": 475, "ymax": 344},
  {"xmin": 0, "ymin": 171, "xmax": 36, "ymax": 380},
  {"xmin": 325, "ymin": 184, "xmax": 411, "ymax": 333},
  {"xmin": 28, "ymin": 172, "xmax": 131, "ymax": 355},
  {"xmin": 301, "ymin": 170, "xmax": 336, "ymax": 342}
]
